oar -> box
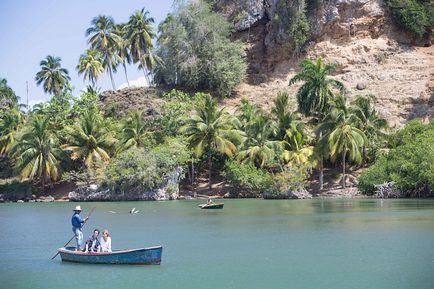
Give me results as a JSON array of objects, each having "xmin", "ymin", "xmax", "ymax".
[{"xmin": 51, "ymin": 206, "xmax": 96, "ymax": 260}]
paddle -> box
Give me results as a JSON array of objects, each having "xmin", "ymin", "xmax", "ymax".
[{"xmin": 51, "ymin": 206, "xmax": 96, "ymax": 260}]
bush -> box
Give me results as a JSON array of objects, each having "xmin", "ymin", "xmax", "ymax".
[
  {"xmin": 387, "ymin": 0, "xmax": 434, "ymax": 38},
  {"xmin": 0, "ymin": 179, "xmax": 40, "ymax": 201},
  {"xmin": 272, "ymin": 165, "xmax": 309, "ymax": 194},
  {"xmin": 358, "ymin": 119, "xmax": 434, "ymax": 196},
  {"xmin": 105, "ymin": 137, "xmax": 191, "ymax": 193},
  {"xmin": 223, "ymin": 160, "xmax": 274, "ymax": 195}
]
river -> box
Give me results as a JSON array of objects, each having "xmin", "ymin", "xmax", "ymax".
[{"xmin": 1, "ymin": 199, "xmax": 434, "ymax": 289}]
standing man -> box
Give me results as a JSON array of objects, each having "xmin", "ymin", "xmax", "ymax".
[{"xmin": 71, "ymin": 206, "xmax": 88, "ymax": 251}]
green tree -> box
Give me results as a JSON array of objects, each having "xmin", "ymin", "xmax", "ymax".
[
  {"xmin": 11, "ymin": 116, "xmax": 62, "ymax": 188},
  {"xmin": 118, "ymin": 110, "xmax": 151, "ymax": 152},
  {"xmin": 350, "ymin": 95, "xmax": 388, "ymax": 165},
  {"xmin": 114, "ymin": 23, "xmax": 132, "ymax": 87},
  {"xmin": 0, "ymin": 107, "xmax": 24, "ymax": 156},
  {"xmin": 320, "ymin": 95, "xmax": 367, "ymax": 188},
  {"xmin": 0, "ymin": 78, "xmax": 19, "ymax": 110},
  {"xmin": 126, "ymin": 8, "xmax": 156, "ymax": 86},
  {"xmin": 288, "ymin": 0, "xmax": 310, "ymax": 56},
  {"xmin": 62, "ymin": 111, "xmax": 115, "ymax": 169},
  {"xmin": 156, "ymin": 1, "xmax": 246, "ymax": 96},
  {"xmin": 289, "ymin": 57, "xmax": 344, "ymax": 117},
  {"xmin": 35, "ymin": 55, "xmax": 71, "ymax": 95},
  {"xmin": 271, "ymin": 91, "xmax": 297, "ymax": 140},
  {"xmin": 76, "ymin": 49, "xmax": 104, "ymax": 86},
  {"xmin": 180, "ymin": 94, "xmax": 243, "ymax": 188},
  {"xmin": 86, "ymin": 15, "xmax": 121, "ymax": 90}
]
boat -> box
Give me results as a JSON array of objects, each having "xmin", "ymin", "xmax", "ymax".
[
  {"xmin": 57, "ymin": 246, "xmax": 162, "ymax": 265},
  {"xmin": 198, "ymin": 203, "xmax": 224, "ymax": 209}
]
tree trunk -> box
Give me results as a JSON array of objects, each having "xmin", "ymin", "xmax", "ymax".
[
  {"xmin": 141, "ymin": 63, "xmax": 151, "ymax": 88},
  {"xmin": 208, "ymin": 154, "xmax": 212, "ymax": 190},
  {"xmin": 342, "ymin": 150, "xmax": 346, "ymax": 189},
  {"xmin": 123, "ymin": 62, "xmax": 130, "ymax": 87},
  {"xmin": 108, "ymin": 66, "xmax": 116, "ymax": 90},
  {"xmin": 319, "ymin": 158, "xmax": 324, "ymax": 190},
  {"xmin": 362, "ymin": 144, "xmax": 366, "ymax": 167},
  {"xmin": 191, "ymin": 158, "xmax": 195, "ymax": 186}
]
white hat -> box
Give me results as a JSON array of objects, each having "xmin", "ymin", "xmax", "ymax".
[{"xmin": 73, "ymin": 205, "xmax": 82, "ymax": 211}]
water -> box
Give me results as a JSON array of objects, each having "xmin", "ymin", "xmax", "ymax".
[{"xmin": 1, "ymin": 199, "xmax": 434, "ymax": 289}]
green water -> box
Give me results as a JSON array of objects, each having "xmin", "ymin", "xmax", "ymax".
[{"xmin": 1, "ymin": 199, "xmax": 434, "ymax": 289}]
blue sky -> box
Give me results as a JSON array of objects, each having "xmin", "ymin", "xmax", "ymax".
[{"xmin": 0, "ymin": 0, "xmax": 173, "ymax": 106}]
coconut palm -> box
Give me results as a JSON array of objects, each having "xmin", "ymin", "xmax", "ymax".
[
  {"xmin": 35, "ymin": 55, "xmax": 71, "ymax": 95},
  {"xmin": 114, "ymin": 23, "xmax": 132, "ymax": 87},
  {"xmin": 350, "ymin": 95, "xmax": 388, "ymax": 165},
  {"xmin": 76, "ymin": 49, "xmax": 104, "ymax": 86},
  {"xmin": 0, "ymin": 107, "xmax": 24, "ymax": 156},
  {"xmin": 62, "ymin": 111, "xmax": 115, "ymax": 169},
  {"xmin": 11, "ymin": 116, "xmax": 62, "ymax": 187},
  {"xmin": 137, "ymin": 51, "xmax": 163, "ymax": 87},
  {"xmin": 321, "ymin": 95, "xmax": 367, "ymax": 188},
  {"xmin": 0, "ymin": 78, "xmax": 19, "ymax": 110},
  {"xmin": 118, "ymin": 110, "xmax": 150, "ymax": 152},
  {"xmin": 289, "ymin": 57, "xmax": 344, "ymax": 117},
  {"xmin": 271, "ymin": 91, "xmax": 298, "ymax": 140},
  {"xmin": 86, "ymin": 15, "xmax": 121, "ymax": 90},
  {"xmin": 126, "ymin": 8, "xmax": 156, "ymax": 86},
  {"xmin": 237, "ymin": 100, "xmax": 281, "ymax": 168},
  {"xmin": 282, "ymin": 122, "xmax": 314, "ymax": 168},
  {"xmin": 180, "ymin": 94, "xmax": 243, "ymax": 189}
]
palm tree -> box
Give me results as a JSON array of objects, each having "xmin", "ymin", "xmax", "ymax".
[
  {"xmin": 76, "ymin": 49, "xmax": 104, "ymax": 86},
  {"xmin": 62, "ymin": 111, "xmax": 115, "ymax": 169},
  {"xmin": 289, "ymin": 56, "xmax": 345, "ymax": 189},
  {"xmin": 35, "ymin": 55, "xmax": 71, "ymax": 95},
  {"xmin": 289, "ymin": 57, "xmax": 345, "ymax": 117},
  {"xmin": 11, "ymin": 116, "xmax": 62, "ymax": 187},
  {"xmin": 86, "ymin": 15, "xmax": 121, "ymax": 90},
  {"xmin": 118, "ymin": 110, "xmax": 149, "ymax": 152},
  {"xmin": 282, "ymin": 122, "xmax": 315, "ymax": 169},
  {"xmin": 320, "ymin": 95, "xmax": 367, "ymax": 189},
  {"xmin": 180, "ymin": 94, "xmax": 243, "ymax": 189},
  {"xmin": 0, "ymin": 107, "xmax": 24, "ymax": 156},
  {"xmin": 350, "ymin": 95, "xmax": 388, "ymax": 165},
  {"xmin": 271, "ymin": 91, "xmax": 298, "ymax": 140},
  {"xmin": 0, "ymin": 78, "xmax": 19, "ymax": 110},
  {"xmin": 137, "ymin": 51, "xmax": 163, "ymax": 87},
  {"xmin": 126, "ymin": 8, "xmax": 156, "ymax": 86},
  {"xmin": 114, "ymin": 24, "xmax": 132, "ymax": 87},
  {"xmin": 238, "ymin": 109, "xmax": 281, "ymax": 168}
]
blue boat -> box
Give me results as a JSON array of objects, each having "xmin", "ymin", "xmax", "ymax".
[{"xmin": 58, "ymin": 246, "xmax": 162, "ymax": 265}]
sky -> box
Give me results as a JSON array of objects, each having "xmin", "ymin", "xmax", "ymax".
[{"xmin": 0, "ymin": 0, "xmax": 173, "ymax": 106}]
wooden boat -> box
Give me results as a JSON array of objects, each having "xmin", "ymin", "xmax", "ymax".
[
  {"xmin": 198, "ymin": 203, "xmax": 224, "ymax": 209},
  {"xmin": 58, "ymin": 246, "xmax": 162, "ymax": 265}
]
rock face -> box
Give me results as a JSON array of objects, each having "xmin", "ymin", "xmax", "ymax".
[
  {"xmin": 215, "ymin": 0, "xmax": 434, "ymax": 128},
  {"xmin": 68, "ymin": 184, "xmax": 179, "ymax": 202}
]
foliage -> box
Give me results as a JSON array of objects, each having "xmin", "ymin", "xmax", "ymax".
[
  {"xmin": 105, "ymin": 137, "xmax": 190, "ymax": 192},
  {"xmin": 118, "ymin": 110, "xmax": 154, "ymax": 152},
  {"xmin": 72, "ymin": 91, "xmax": 100, "ymax": 116},
  {"xmin": 223, "ymin": 159, "xmax": 274, "ymax": 194},
  {"xmin": 288, "ymin": 5, "xmax": 310, "ymax": 56},
  {"xmin": 35, "ymin": 55, "xmax": 71, "ymax": 95},
  {"xmin": 0, "ymin": 78, "xmax": 19, "ymax": 110},
  {"xmin": 358, "ymin": 119, "xmax": 434, "ymax": 195},
  {"xmin": 62, "ymin": 111, "xmax": 116, "ymax": 169},
  {"xmin": 0, "ymin": 107, "xmax": 24, "ymax": 156},
  {"xmin": 156, "ymin": 1, "xmax": 246, "ymax": 96},
  {"xmin": 387, "ymin": 0, "xmax": 434, "ymax": 38},
  {"xmin": 272, "ymin": 165, "xmax": 309, "ymax": 193},
  {"xmin": 76, "ymin": 49, "xmax": 104, "ymax": 86},
  {"xmin": 0, "ymin": 179, "xmax": 39, "ymax": 201},
  {"xmin": 160, "ymin": 89, "xmax": 196, "ymax": 136},
  {"xmin": 11, "ymin": 116, "xmax": 63, "ymax": 187},
  {"xmin": 289, "ymin": 57, "xmax": 345, "ymax": 117}
]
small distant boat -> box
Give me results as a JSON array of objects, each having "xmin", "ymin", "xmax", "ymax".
[
  {"xmin": 198, "ymin": 203, "xmax": 224, "ymax": 209},
  {"xmin": 58, "ymin": 246, "xmax": 162, "ymax": 265}
]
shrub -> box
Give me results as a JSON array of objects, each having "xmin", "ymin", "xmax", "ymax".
[
  {"xmin": 272, "ymin": 165, "xmax": 309, "ymax": 193},
  {"xmin": 358, "ymin": 119, "xmax": 434, "ymax": 195},
  {"xmin": 105, "ymin": 137, "xmax": 191, "ymax": 193},
  {"xmin": 223, "ymin": 160, "xmax": 274, "ymax": 195},
  {"xmin": 387, "ymin": 0, "xmax": 434, "ymax": 38}
]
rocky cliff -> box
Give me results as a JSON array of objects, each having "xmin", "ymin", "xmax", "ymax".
[{"xmin": 213, "ymin": 0, "xmax": 433, "ymax": 128}]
